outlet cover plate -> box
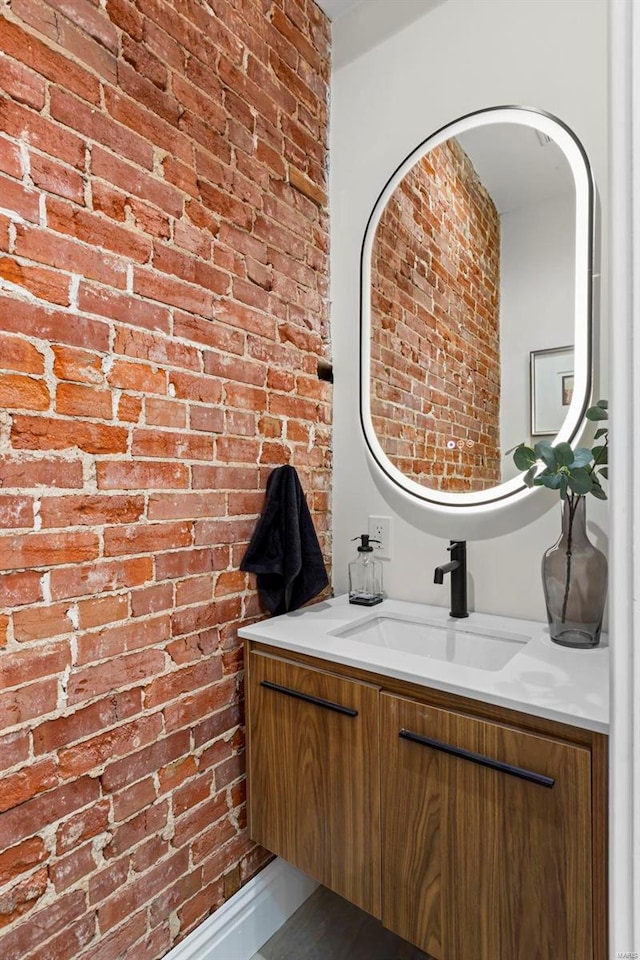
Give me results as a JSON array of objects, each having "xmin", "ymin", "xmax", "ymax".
[{"xmin": 368, "ymin": 515, "xmax": 392, "ymax": 560}]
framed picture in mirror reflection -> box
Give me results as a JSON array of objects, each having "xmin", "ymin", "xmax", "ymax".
[{"xmin": 530, "ymin": 346, "xmax": 575, "ymax": 436}]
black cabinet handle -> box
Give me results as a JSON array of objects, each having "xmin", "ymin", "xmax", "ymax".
[
  {"xmin": 260, "ymin": 680, "xmax": 358, "ymax": 717},
  {"xmin": 399, "ymin": 729, "xmax": 555, "ymax": 788}
]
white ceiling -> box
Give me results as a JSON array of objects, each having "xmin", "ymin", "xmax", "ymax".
[
  {"xmin": 317, "ymin": 0, "xmax": 445, "ymax": 69},
  {"xmin": 315, "ymin": 0, "xmax": 363, "ymax": 20}
]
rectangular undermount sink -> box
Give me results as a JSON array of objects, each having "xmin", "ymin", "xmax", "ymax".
[{"xmin": 332, "ymin": 612, "xmax": 531, "ymax": 671}]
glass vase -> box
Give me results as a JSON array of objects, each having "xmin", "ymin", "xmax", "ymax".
[{"xmin": 542, "ymin": 496, "xmax": 607, "ymax": 648}]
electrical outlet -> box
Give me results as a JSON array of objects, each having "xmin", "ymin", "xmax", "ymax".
[{"xmin": 368, "ymin": 516, "xmax": 392, "ymax": 560}]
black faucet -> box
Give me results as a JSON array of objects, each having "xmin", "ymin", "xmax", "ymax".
[{"xmin": 434, "ymin": 540, "xmax": 468, "ymax": 618}]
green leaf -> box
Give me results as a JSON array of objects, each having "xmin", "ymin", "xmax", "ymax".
[
  {"xmin": 554, "ymin": 442, "xmax": 574, "ymax": 467},
  {"xmin": 591, "ymin": 444, "xmax": 608, "ymax": 465},
  {"xmin": 594, "ymin": 428, "xmax": 608, "ymax": 440},
  {"xmin": 586, "ymin": 405, "xmax": 608, "ymax": 421},
  {"xmin": 591, "ymin": 485, "xmax": 608, "ymax": 500},
  {"xmin": 560, "ymin": 477, "xmax": 569, "ymax": 499},
  {"xmin": 596, "ymin": 399, "xmax": 608, "ymax": 409},
  {"xmin": 598, "ymin": 467, "xmax": 609, "ymax": 479},
  {"xmin": 571, "ymin": 447, "xmax": 593, "ymax": 468},
  {"xmin": 513, "ymin": 445, "xmax": 537, "ymax": 470},
  {"xmin": 568, "ymin": 467, "xmax": 593, "ymax": 495},
  {"xmin": 546, "ymin": 473, "xmax": 563, "ymax": 490},
  {"xmin": 535, "ymin": 441, "xmax": 556, "ymax": 469},
  {"xmin": 523, "ymin": 465, "xmax": 538, "ymax": 487}
]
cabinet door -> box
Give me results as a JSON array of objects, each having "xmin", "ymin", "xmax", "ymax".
[
  {"xmin": 381, "ymin": 693, "xmax": 593, "ymax": 960},
  {"xmin": 247, "ymin": 650, "xmax": 381, "ymax": 917}
]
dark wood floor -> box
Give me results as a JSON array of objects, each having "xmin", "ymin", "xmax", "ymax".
[{"xmin": 251, "ymin": 886, "xmax": 433, "ymax": 960}]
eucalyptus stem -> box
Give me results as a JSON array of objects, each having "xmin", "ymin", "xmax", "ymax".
[{"xmin": 561, "ymin": 492, "xmax": 579, "ymax": 623}]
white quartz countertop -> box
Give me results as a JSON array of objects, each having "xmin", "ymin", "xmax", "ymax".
[{"xmin": 238, "ymin": 595, "xmax": 609, "ymax": 734}]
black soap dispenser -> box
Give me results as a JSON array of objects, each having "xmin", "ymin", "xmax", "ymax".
[{"xmin": 349, "ymin": 535, "xmax": 383, "ymax": 606}]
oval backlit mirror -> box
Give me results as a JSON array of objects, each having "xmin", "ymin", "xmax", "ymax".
[{"xmin": 360, "ymin": 106, "xmax": 595, "ymax": 511}]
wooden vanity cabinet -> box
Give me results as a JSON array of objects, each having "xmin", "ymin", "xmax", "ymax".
[
  {"xmin": 245, "ymin": 643, "xmax": 607, "ymax": 960},
  {"xmin": 246, "ymin": 649, "xmax": 381, "ymax": 917},
  {"xmin": 381, "ymin": 692, "xmax": 595, "ymax": 960}
]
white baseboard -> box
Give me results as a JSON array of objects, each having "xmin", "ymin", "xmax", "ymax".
[{"xmin": 164, "ymin": 857, "xmax": 318, "ymax": 960}]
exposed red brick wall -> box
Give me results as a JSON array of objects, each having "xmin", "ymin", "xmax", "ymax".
[
  {"xmin": 0, "ymin": 0, "xmax": 331, "ymax": 956},
  {"xmin": 370, "ymin": 138, "xmax": 500, "ymax": 492}
]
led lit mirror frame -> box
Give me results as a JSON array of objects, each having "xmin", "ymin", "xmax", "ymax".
[{"xmin": 360, "ymin": 106, "xmax": 595, "ymax": 513}]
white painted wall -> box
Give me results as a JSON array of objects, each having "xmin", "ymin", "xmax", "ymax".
[
  {"xmin": 330, "ymin": 0, "xmax": 608, "ymax": 621},
  {"xmin": 499, "ymin": 192, "xmax": 575, "ymax": 481}
]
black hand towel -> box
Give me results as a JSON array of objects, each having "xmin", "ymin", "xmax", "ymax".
[{"xmin": 240, "ymin": 465, "xmax": 329, "ymax": 615}]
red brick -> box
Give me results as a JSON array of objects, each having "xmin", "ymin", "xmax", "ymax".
[
  {"xmin": 0, "ymin": 55, "xmax": 46, "ymax": 111},
  {"xmin": 106, "ymin": 358, "xmax": 167, "ymax": 395},
  {"xmin": 155, "ymin": 546, "xmax": 222, "ymax": 581},
  {"xmin": 0, "ymin": 373, "xmax": 50, "ymax": 410},
  {"xmin": 105, "ymin": 0, "xmax": 144, "ymax": 40},
  {"xmin": 14, "ymin": 223, "xmax": 128, "ymax": 289},
  {"xmin": 133, "ymin": 266, "xmax": 214, "ymax": 316},
  {"xmin": 50, "ymin": 843, "xmax": 97, "ymax": 894},
  {"xmin": 103, "ymin": 520, "xmax": 192, "ymax": 557},
  {"xmin": 148, "ymin": 492, "xmax": 225, "ymax": 521},
  {"xmin": 0, "ymin": 776, "xmax": 100, "ymax": 849},
  {"xmin": 58, "ymin": 714, "xmax": 162, "ymax": 778},
  {"xmin": 12, "ymin": 601, "xmax": 76, "ymax": 642},
  {"xmin": 75, "ymin": 613, "xmax": 170, "ymax": 664},
  {"xmin": 190, "ymin": 405, "xmax": 225, "ymax": 433},
  {"xmin": 130, "ymin": 582, "xmax": 173, "ymax": 617},
  {"xmin": 0, "ymin": 838, "xmax": 46, "ymax": 887},
  {"xmin": 0, "ymin": 530, "xmax": 99, "ymax": 571},
  {"xmin": 78, "ymin": 282, "xmax": 171, "ymax": 333},
  {"xmin": 0, "ymin": 332, "xmax": 45, "ymax": 375},
  {"xmin": 54, "ymin": 800, "xmax": 110, "ymax": 856},
  {"xmin": 56, "ymin": 382, "xmax": 112, "ymax": 419},
  {"xmin": 77, "ymin": 592, "xmax": 130, "ymax": 629},
  {"xmin": 48, "ymin": 557, "xmax": 152, "ymax": 601},
  {"xmin": 0, "ymin": 98, "xmax": 85, "ymax": 170},
  {"xmin": 50, "ymin": 87, "xmax": 153, "ymax": 170},
  {"xmin": 55, "ymin": 0, "xmax": 119, "ymax": 52},
  {"xmin": 99, "ymin": 847, "xmax": 187, "ymax": 932},
  {"xmin": 92, "ymin": 179, "xmax": 127, "ymax": 220},
  {"xmin": 33, "ymin": 689, "xmax": 142, "ymax": 754},
  {"xmin": 113, "ymin": 326, "xmax": 200, "ymax": 370},
  {"xmin": 0, "ymin": 866, "xmax": 48, "ymax": 929},
  {"xmin": 11, "ymin": 414, "xmax": 128, "ymax": 455},
  {"xmin": 0, "ymin": 17, "xmax": 101, "ymax": 104},
  {"xmin": 0, "ymin": 494, "xmax": 33, "ymax": 528},
  {"xmin": 112, "ymin": 777, "xmax": 157, "ymax": 821},
  {"xmin": 0, "ymin": 678, "xmax": 59, "ymax": 729},
  {"xmin": 0, "ymin": 256, "xmax": 70, "ymax": 306},
  {"xmin": 145, "ymin": 397, "xmax": 187, "ymax": 428},
  {"xmin": 118, "ymin": 393, "xmax": 143, "ymax": 422},
  {"xmin": 145, "ymin": 658, "xmax": 223, "ymax": 709},
  {"xmin": 96, "ymin": 460, "xmax": 189, "ymax": 490},
  {"xmin": 40, "ymin": 494, "xmax": 144, "ymax": 528},
  {"xmin": 104, "ymin": 85, "xmax": 192, "ymax": 166},
  {"xmin": 0, "ymin": 613, "xmax": 8, "ymax": 648},
  {"xmin": 29, "ymin": 153, "xmax": 86, "ymax": 203},
  {"xmin": 101, "ymin": 731, "xmax": 189, "ymax": 795},
  {"xmin": 0, "ymin": 454, "xmax": 83, "ymax": 490},
  {"xmin": 0, "ymin": 300, "xmax": 111, "ymax": 351},
  {"xmin": 0, "ymin": 134, "xmax": 22, "ymax": 180},
  {"xmin": 0, "ymin": 889, "xmax": 87, "ymax": 960},
  {"xmin": 47, "ymin": 196, "xmax": 153, "ymax": 264},
  {"xmin": 56, "ymin": 17, "xmax": 117, "ymax": 83},
  {"xmin": 131, "ymin": 427, "xmax": 213, "ymax": 461},
  {"xmin": 91, "ymin": 145, "xmax": 183, "ymax": 217},
  {"xmin": 0, "ymin": 569, "xmax": 43, "ymax": 606},
  {"xmin": 0, "ymin": 758, "xmax": 59, "ymax": 814},
  {"xmin": 67, "ymin": 649, "xmax": 167, "ymax": 704},
  {"xmin": 166, "ymin": 371, "xmax": 223, "ymax": 408}
]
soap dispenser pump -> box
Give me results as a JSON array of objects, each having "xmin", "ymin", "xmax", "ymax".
[{"xmin": 349, "ymin": 534, "xmax": 383, "ymax": 606}]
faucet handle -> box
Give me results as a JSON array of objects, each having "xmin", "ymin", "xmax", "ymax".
[{"xmin": 447, "ymin": 540, "xmax": 466, "ymax": 552}]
